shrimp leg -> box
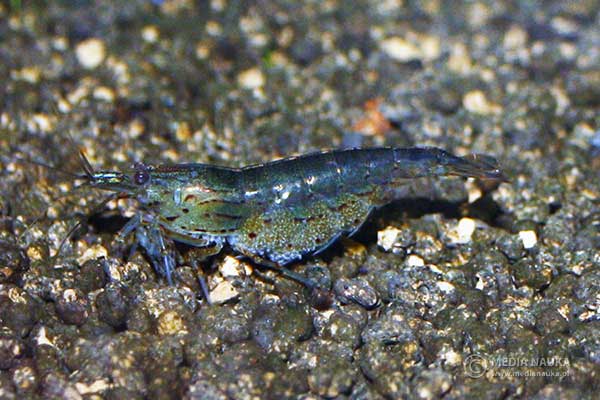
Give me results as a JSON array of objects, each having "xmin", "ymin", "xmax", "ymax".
[
  {"xmin": 237, "ymin": 250, "xmax": 318, "ymax": 289},
  {"xmin": 134, "ymin": 222, "xmax": 178, "ymax": 285}
]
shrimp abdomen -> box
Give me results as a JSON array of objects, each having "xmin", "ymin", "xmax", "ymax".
[{"xmin": 231, "ymin": 147, "xmax": 504, "ymax": 264}]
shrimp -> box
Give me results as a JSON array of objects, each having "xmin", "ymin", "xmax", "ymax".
[{"xmin": 82, "ymin": 146, "xmax": 506, "ymax": 289}]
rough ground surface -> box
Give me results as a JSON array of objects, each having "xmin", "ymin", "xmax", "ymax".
[{"xmin": 0, "ymin": 1, "xmax": 598, "ymax": 399}]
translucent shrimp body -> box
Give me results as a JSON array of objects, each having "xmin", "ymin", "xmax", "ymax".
[{"xmin": 88, "ymin": 147, "xmax": 505, "ymax": 285}]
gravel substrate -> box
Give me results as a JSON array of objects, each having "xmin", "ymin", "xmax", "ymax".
[{"xmin": 0, "ymin": 1, "xmax": 598, "ymax": 399}]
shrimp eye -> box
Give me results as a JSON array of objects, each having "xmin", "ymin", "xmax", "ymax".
[{"xmin": 134, "ymin": 170, "xmax": 149, "ymax": 185}]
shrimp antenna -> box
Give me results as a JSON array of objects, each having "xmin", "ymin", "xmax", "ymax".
[
  {"xmin": 53, "ymin": 219, "xmax": 84, "ymax": 258},
  {"xmin": 78, "ymin": 149, "xmax": 95, "ymax": 179},
  {"xmin": 52, "ymin": 192, "xmax": 123, "ymax": 258},
  {"xmin": 64, "ymin": 131, "xmax": 96, "ymax": 180},
  {"xmin": 9, "ymin": 156, "xmax": 87, "ymax": 180},
  {"xmin": 10, "ymin": 189, "xmax": 119, "ymax": 257}
]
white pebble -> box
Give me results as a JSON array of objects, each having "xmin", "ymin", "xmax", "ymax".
[
  {"xmin": 220, "ymin": 256, "xmax": 244, "ymax": 278},
  {"xmin": 457, "ymin": 218, "xmax": 476, "ymax": 244},
  {"xmin": 75, "ymin": 38, "xmax": 106, "ymax": 69},
  {"xmin": 503, "ymin": 25, "xmax": 528, "ymax": 49},
  {"xmin": 420, "ymin": 35, "xmax": 441, "ymax": 61},
  {"xmin": 467, "ymin": 179, "xmax": 483, "ymax": 203},
  {"xmin": 210, "ymin": 281, "xmax": 239, "ymax": 304},
  {"xmin": 237, "ymin": 68, "xmax": 265, "ymax": 89},
  {"xmin": 440, "ymin": 348, "xmax": 462, "ymax": 367},
  {"xmin": 447, "ymin": 43, "xmax": 472, "ymax": 74},
  {"xmin": 475, "ymin": 275, "xmax": 485, "ymax": 290},
  {"xmin": 519, "ymin": 230, "xmax": 537, "ymax": 249},
  {"xmin": 377, "ymin": 226, "xmax": 402, "ymax": 251},
  {"xmin": 35, "ymin": 327, "xmax": 54, "ymax": 347},
  {"xmin": 93, "ymin": 86, "xmax": 115, "ymax": 102},
  {"xmin": 463, "ymin": 90, "xmax": 501, "ymax": 115},
  {"xmin": 32, "ymin": 113, "xmax": 54, "ymax": 132},
  {"xmin": 77, "ymin": 245, "xmax": 108, "ymax": 265},
  {"xmin": 195, "ymin": 42, "xmax": 210, "ymax": 59},
  {"xmin": 380, "ymin": 37, "xmax": 421, "ymax": 62},
  {"xmin": 62, "ymin": 289, "xmax": 78, "ymax": 302},
  {"xmin": 142, "ymin": 25, "xmax": 159, "ymax": 43},
  {"xmin": 407, "ymin": 254, "xmax": 425, "ymax": 267},
  {"xmin": 205, "ymin": 20, "xmax": 222, "ymax": 36},
  {"xmin": 75, "ymin": 380, "xmax": 110, "ymax": 395},
  {"xmin": 127, "ymin": 118, "xmax": 145, "ymax": 139}
]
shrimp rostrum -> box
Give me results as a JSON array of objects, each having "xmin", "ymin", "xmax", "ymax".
[{"xmin": 83, "ymin": 147, "xmax": 505, "ymax": 288}]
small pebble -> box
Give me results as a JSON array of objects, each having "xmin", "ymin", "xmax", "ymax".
[
  {"xmin": 141, "ymin": 25, "xmax": 159, "ymax": 43},
  {"xmin": 209, "ymin": 281, "xmax": 239, "ymax": 304},
  {"xmin": 466, "ymin": 180, "xmax": 483, "ymax": 203},
  {"xmin": 75, "ymin": 38, "xmax": 106, "ymax": 69},
  {"xmin": 74, "ymin": 380, "xmax": 111, "ymax": 396},
  {"xmin": 414, "ymin": 369, "xmax": 452, "ymax": 399},
  {"xmin": 55, "ymin": 289, "xmax": 89, "ymax": 326},
  {"xmin": 12, "ymin": 360, "xmax": 38, "ymax": 395},
  {"xmin": 420, "ymin": 35, "xmax": 441, "ymax": 61},
  {"xmin": 463, "ymin": 90, "xmax": 501, "ymax": 115},
  {"xmin": 518, "ymin": 230, "xmax": 538, "ymax": 249},
  {"xmin": 436, "ymin": 281, "xmax": 455, "ymax": 295},
  {"xmin": 378, "ymin": 226, "xmax": 402, "ymax": 251},
  {"xmin": 92, "ymin": 86, "xmax": 115, "ymax": 102},
  {"xmin": 407, "ymin": 254, "xmax": 425, "ymax": 267},
  {"xmin": 380, "ymin": 37, "xmax": 421, "ymax": 62},
  {"xmin": 503, "ymin": 25, "xmax": 528, "ymax": 49},
  {"xmin": 334, "ymin": 278, "xmax": 379, "ymax": 309},
  {"xmin": 77, "ymin": 245, "xmax": 108, "ymax": 268},
  {"xmin": 195, "ymin": 41, "xmax": 210, "ymax": 59},
  {"xmin": 12, "ymin": 66, "xmax": 42, "ymax": 83},
  {"xmin": 205, "ymin": 20, "xmax": 222, "ymax": 36},
  {"xmin": 127, "ymin": 118, "xmax": 145, "ymax": 139},
  {"xmin": 219, "ymin": 256, "xmax": 244, "ymax": 278},
  {"xmin": 96, "ymin": 284, "xmax": 129, "ymax": 328},
  {"xmin": 456, "ymin": 218, "xmax": 476, "ymax": 244},
  {"xmin": 31, "ymin": 113, "xmax": 54, "ymax": 132},
  {"xmin": 448, "ymin": 43, "xmax": 472, "ymax": 73},
  {"xmin": 157, "ymin": 310, "xmax": 187, "ymax": 336},
  {"xmin": 237, "ymin": 68, "xmax": 265, "ymax": 89},
  {"xmin": 175, "ymin": 121, "xmax": 192, "ymax": 142}
]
